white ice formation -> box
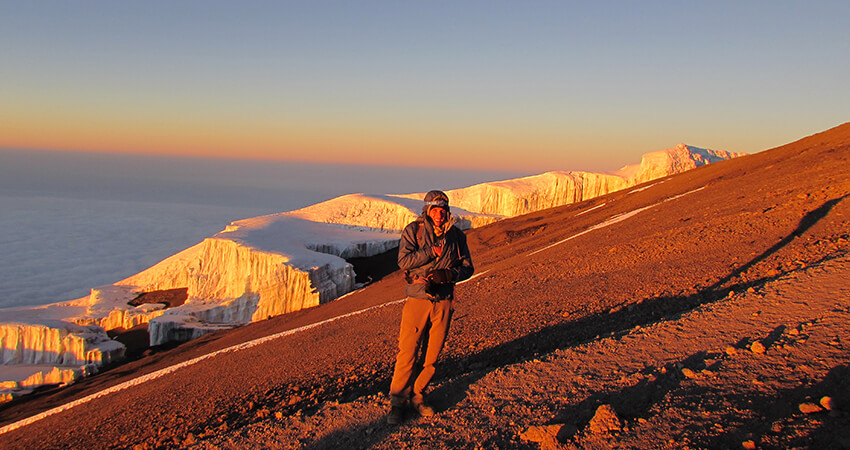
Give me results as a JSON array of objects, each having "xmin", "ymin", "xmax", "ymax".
[{"xmin": 0, "ymin": 144, "xmax": 743, "ymax": 400}]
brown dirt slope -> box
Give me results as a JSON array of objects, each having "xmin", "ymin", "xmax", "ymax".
[{"xmin": 1, "ymin": 122, "xmax": 848, "ymax": 449}]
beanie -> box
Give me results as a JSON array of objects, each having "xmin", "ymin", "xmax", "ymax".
[{"xmin": 422, "ymin": 190, "xmax": 450, "ymax": 215}]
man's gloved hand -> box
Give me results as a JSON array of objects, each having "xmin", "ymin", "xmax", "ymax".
[{"xmin": 427, "ymin": 269, "xmax": 454, "ymax": 284}]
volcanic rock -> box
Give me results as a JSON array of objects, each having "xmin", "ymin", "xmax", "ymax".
[{"xmin": 588, "ymin": 404, "xmax": 622, "ymax": 434}]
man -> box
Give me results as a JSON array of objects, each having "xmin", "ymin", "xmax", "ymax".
[{"xmin": 388, "ymin": 190, "xmax": 474, "ymax": 424}]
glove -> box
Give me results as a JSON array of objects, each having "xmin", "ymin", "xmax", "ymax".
[{"xmin": 427, "ymin": 269, "xmax": 454, "ymax": 284}]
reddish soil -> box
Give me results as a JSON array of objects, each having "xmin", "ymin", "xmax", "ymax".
[{"xmin": 1, "ymin": 122, "xmax": 848, "ymax": 449}]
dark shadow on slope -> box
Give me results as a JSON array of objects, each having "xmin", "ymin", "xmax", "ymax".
[
  {"xmin": 548, "ymin": 350, "xmax": 715, "ymax": 439},
  {"xmin": 708, "ymin": 195, "xmax": 847, "ymax": 292},
  {"xmin": 762, "ymin": 325, "xmax": 787, "ymax": 350},
  {"xmin": 708, "ymin": 364, "xmax": 850, "ymax": 448},
  {"xmin": 302, "ymin": 417, "xmax": 388, "ymax": 450},
  {"xmin": 774, "ymin": 364, "xmax": 850, "ymax": 449}
]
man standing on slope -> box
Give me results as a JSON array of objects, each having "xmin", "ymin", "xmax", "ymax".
[{"xmin": 388, "ymin": 190, "xmax": 474, "ymax": 424}]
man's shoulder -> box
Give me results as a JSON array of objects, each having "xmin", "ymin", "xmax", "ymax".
[
  {"xmin": 404, "ymin": 217, "xmax": 424, "ymax": 229},
  {"xmin": 402, "ymin": 217, "xmax": 425, "ymax": 235}
]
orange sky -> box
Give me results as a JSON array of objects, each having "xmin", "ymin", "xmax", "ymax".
[
  {"xmin": 0, "ymin": 105, "xmax": 643, "ymax": 172},
  {"xmin": 2, "ymin": 2, "xmax": 847, "ymax": 173}
]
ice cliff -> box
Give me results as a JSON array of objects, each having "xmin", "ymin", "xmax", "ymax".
[
  {"xmin": 435, "ymin": 171, "xmax": 629, "ymax": 217},
  {"xmin": 0, "ymin": 144, "xmax": 743, "ymax": 400},
  {"xmin": 0, "ymin": 315, "xmax": 126, "ymax": 401},
  {"xmin": 615, "ymin": 144, "xmax": 744, "ymax": 183}
]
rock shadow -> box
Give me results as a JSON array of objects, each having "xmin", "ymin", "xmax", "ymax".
[
  {"xmin": 547, "ymin": 350, "xmax": 713, "ymax": 437},
  {"xmin": 708, "ymin": 195, "xmax": 847, "ymax": 291},
  {"xmin": 301, "ymin": 416, "xmax": 404, "ymax": 450}
]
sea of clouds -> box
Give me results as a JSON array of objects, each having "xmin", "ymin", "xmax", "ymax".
[{"xmin": 0, "ymin": 149, "xmax": 527, "ymax": 308}]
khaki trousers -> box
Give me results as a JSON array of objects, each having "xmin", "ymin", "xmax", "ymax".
[{"xmin": 389, "ymin": 297, "xmax": 454, "ymax": 404}]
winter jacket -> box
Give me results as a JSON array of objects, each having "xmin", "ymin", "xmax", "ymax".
[{"xmin": 397, "ymin": 216, "xmax": 474, "ymax": 300}]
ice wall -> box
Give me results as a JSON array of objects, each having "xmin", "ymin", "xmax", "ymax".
[
  {"xmin": 0, "ymin": 320, "xmax": 124, "ymax": 366},
  {"xmin": 188, "ymin": 237, "xmax": 348, "ymax": 319},
  {"xmin": 142, "ymin": 214, "xmax": 405, "ymax": 346},
  {"xmin": 439, "ymin": 171, "xmax": 630, "ymax": 217},
  {"xmin": 289, "ymin": 193, "xmax": 499, "ymax": 231},
  {"xmin": 0, "ymin": 365, "xmax": 90, "ymax": 403}
]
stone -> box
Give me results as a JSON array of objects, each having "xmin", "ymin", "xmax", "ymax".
[
  {"xmin": 681, "ymin": 368, "xmax": 698, "ymax": 379},
  {"xmin": 182, "ymin": 434, "xmax": 196, "ymax": 446},
  {"xmin": 589, "ymin": 404, "xmax": 622, "ymax": 434},
  {"xmin": 742, "ymin": 440, "xmax": 757, "ymax": 449},
  {"xmin": 799, "ymin": 402, "xmax": 824, "ymax": 414},
  {"xmin": 725, "ymin": 345, "xmax": 738, "ymax": 356},
  {"xmin": 520, "ymin": 424, "xmax": 565, "ymax": 450},
  {"xmin": 820, "ymin": 396, "xmax": 836, "ymax": 411},
  {"xmin": 750, "ymin": 341, "xmax": 766, "ymax": 354}
]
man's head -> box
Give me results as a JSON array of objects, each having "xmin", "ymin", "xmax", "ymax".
[{"xmin": 423, "ymin": 190, "xmax": 450, "ymax": 227}]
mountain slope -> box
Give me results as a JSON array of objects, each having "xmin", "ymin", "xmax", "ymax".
[{"xmin": 0, "ymin": 123, "xmax": 848, "ymax": 448}]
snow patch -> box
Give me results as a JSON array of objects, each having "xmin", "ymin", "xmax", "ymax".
[
  {"xmin": 528, "ymin": 186, "xmax": 707, "ymax": 257},
  {"xmin": 576, "ymin": 202, "xmax": 607, "ymax": 216}
]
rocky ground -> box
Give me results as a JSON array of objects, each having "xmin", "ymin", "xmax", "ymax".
[{"xmin": 1, "ymin": 123, "xmax": 848, "ymax": 449}]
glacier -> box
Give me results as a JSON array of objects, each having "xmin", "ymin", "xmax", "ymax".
[{"xmin": 0, "ymin": 143, "xmax": 744, "ymax": 401}]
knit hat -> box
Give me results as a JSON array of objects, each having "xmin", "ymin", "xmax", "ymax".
[{"xmin": 422, "ymin": 190, "xmax": 450, "ymax": 215}]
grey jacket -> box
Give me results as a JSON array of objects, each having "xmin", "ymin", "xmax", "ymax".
[{"xmin": 397, "ymin": 217, "xmax": 474, "ymax": 300}]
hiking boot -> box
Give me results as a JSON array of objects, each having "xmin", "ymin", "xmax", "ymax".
[
  {"xmin": 387, "ymin": 405, "xmax": 404, "ymax": 425},
  {"xmin": 412, "ymin": 400, "xmax": 435, "ymax": 417}
]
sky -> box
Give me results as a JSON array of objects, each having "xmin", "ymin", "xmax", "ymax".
[{"xmin": 1, "ymin": 1, "xmax": 848, "ymax": 173}]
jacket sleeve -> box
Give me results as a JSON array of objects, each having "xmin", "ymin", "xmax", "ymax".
[
  {"xmin": 397, "ymin": 222, "xmax": 435, "ymax": 271},
  {"xmin": 450, "ymin": 230, "xmax": 474, "ymax": 282}
]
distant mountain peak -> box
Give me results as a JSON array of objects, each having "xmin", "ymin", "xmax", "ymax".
[{"xmin": 616, "ymin": 144, "xmax": 746, "ymax": 182}]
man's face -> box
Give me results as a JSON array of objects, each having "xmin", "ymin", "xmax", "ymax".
[{"xmin": 428, "ymin": 206, "xmax": 448, "ymax": 227}]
